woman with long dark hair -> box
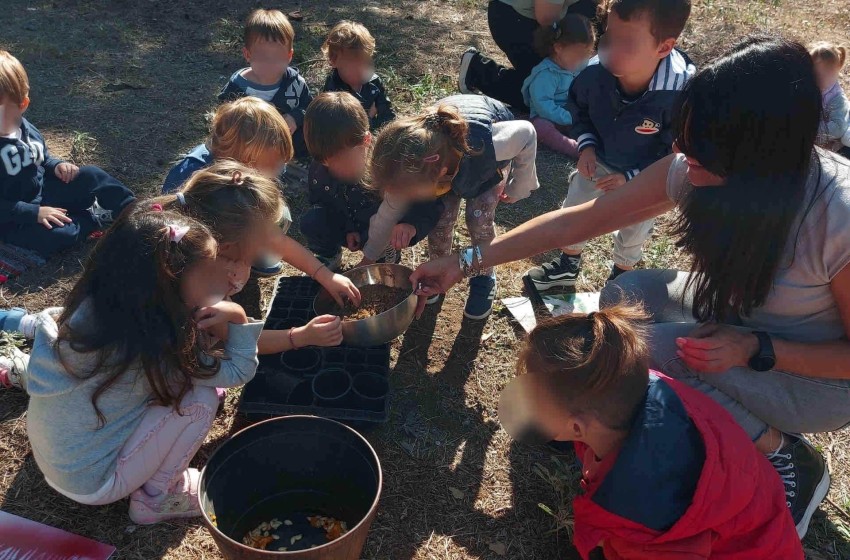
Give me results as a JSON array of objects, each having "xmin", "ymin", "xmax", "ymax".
[{"xmin": 412, "ymin": 36, "xmax": 850, "ymax": 539}]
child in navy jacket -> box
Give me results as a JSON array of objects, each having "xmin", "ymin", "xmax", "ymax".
[
  {"xmin": 527, "ymin": 0, "xmax": 695, "ymax": 290},
  {"xmin": 0, "ymin": 51, "xmax": 134, "ymax": 258},
  {"xmin": 499, "ymin": 305, "xmax": 803, "ymax": 560},
  {"xmin": 218, "ymin": 9, "xmax": 312, "ymax": 158},
  {"xmin": 321, "ymin": 21, "xmax": 395, "ymax": 131},
  {"xmin": 301, "ymin": 92, "xmax": 439, "ymax": 270}
]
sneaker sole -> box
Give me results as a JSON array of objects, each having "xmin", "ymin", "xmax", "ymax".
[
  {"xmin": 458, "ymin": 50, "xmax": 476, "ymax": 94},
  {"xmin": 463, "ymin": 307, "xmax": 493, "ymax": 320},
  {"xmin": 796, "ymin": 457, "xmax": 831, "ymax": 539}
]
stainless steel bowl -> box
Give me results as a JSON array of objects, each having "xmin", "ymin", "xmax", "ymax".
[{"xmin": 313, "ymin": 263, "xmax": 417, "ymax": 347}]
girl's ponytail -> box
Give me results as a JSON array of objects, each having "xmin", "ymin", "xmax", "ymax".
[
  {"xmin": 423, "ymin": 104, "xmax": 470, "ymax": 156},
  {"xmin": 810, "ymin": 42, "xmax": 848, "ymax": 69}
]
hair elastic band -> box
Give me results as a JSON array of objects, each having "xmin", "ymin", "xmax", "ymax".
[
  {"xmin": 168, "ymin": 224, "xmax": 190, "ymax": 243},
  {"xmin": 423, "ymin": 153, "xmax": 440, "ymax": 163},
  {"xmin": 175, "ymin": 192, "xmax": 186, "ymax": 206},
  {"xmin": 150, "ymin": 203, "xmax": 163, "ymax": 212},
  {"xmin": 231, "ymin": 171, "xmax": 245, "ymax": 185}
]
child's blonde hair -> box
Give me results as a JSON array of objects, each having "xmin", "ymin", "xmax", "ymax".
[
  {"xmin": 244, "ymin": 9, "xmax": 295, "ymax": 49},
  {"xmin": 322, "ymin": 21, "xmax": 376, "ymax": 62},
  {"xmin": 518, "ymin": 304, "xmax": 651, "ymax": 430},
  {"xmin": 810, "ymin": 42, "xmax": 847, "ymax": 69},
  {"xmin": 0, "ymin": 50, "xmax": 29, "ymax": 105},
  {"xmin": 210, "ymin": 97, "xmax": 294, "ymax": 167},
  {"xmin": 369, "ymin": 104, "xmax": 470, "ymax": 192},
  {"xmin": 150, "ymin": 159, "xmax": 286, "ymax": 245}
]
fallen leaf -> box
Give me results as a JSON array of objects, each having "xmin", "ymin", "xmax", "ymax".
[
  {"xmin": 488, "ymin": 542, "xmax": 507, "ymax": 556},
  {"xmin": 449, "ymin": 486, "xmax": 464, "ymax": 499},
  {"xmin": 481, "ymin": 331, "xmax": 493, "ymax": 342}
]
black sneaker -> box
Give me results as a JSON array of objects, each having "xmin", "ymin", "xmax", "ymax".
[
  {"xmin": 458, "ymin": 47, "xmax": 480, "ymax": 94},
  {"xmin": 464, "ymin": 274, "xmax": 497, "ymax": 320},
  {"xmin": 526, "ymin": 254, "xmax": 581, "ymax": 291},
  {"xmin": 607, "ymin": 264, "xmax": 630, "ymax": 283},
  {"xmin": 767, "ymin": 435, "xmax": 830, "ymax": 538}
]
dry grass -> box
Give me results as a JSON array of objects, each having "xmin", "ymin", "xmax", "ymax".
[{"xmin": 1, "ymin": 0, "xmax": 849, "ymax": 558}]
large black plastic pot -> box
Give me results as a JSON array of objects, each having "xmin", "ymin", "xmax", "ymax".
[{"xmin": 200, "ymin": 416, "xmax": 382, "ymax": 559}]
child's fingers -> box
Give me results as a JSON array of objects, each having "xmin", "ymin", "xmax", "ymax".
[
  {"xmin": 196, "ymin": 315, "xmax": 222, "ymax": 329},
  {"xmin": 312, "ymin": 314, "xmax": 340, "ymax": 326}
]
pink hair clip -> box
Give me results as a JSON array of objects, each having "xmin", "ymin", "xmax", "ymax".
[
  {"xmin": 168, "ymin": 224, "xmax": 190, "ymax": 243},
  {"xmin": 422, "ymin": 153, "xmax": 440, "ymax": 163},
  {"xmin": 151, "ymin": 203, "xmax": 163, "ymax": 212}
]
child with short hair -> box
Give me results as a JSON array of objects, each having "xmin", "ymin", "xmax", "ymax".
[
  {"xmin": 363, "ymin": 94, "xmax": 538, "ymax": 320},
  {"xmin": 301, "ymin": 91, "xmax": 440, "ymax": 270},
  {"xmin": 219, "ymin": 9, "xmax": 312, "ymax": 157},
  {"xmin": 321, "ymin": 21, "xmax": 395, "ymax": 131},
  {"xmin": 527, "ymin": 0, "xmax": 695, "ymax": 289},
  {"xmin": 499, "ymin": 305, "xmax": 803, "ymax": 559},
  {"xmin": 810, "ymin": 42, "xmax": 850, "ymax": 158},
  {"xmin": 162, "ymin": 97, "xmax": 293, "ymax": 193},
  {"xmin": 162, "ymin": 96, "xmax": 293, "ymax": 275},
  {"xmin": 154, "ymin": 160, "xmax": 355, "ymax": 353},
  {"xmin": 522, "ymin": 14, "xmax": 596, "ymax": 157},
  {"xmin": 1, "ymin": 208, "xmax": 263, "ymax": 524},
  {"xmin": 0, "ymin": 50, "xmax": 135, "ymax": 258}
]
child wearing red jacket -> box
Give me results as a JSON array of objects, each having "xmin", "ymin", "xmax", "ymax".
[{"xmin": 499, "ymin": 304, "xmax": 802, "ymax": 559}]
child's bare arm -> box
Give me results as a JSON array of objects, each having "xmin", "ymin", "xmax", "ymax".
[{"xmin": 270, "ymin": 233, "xmax": 361, "ymax": 306}]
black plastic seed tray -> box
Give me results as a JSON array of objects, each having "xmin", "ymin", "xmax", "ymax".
[{"xmin": 239, "ymin": 275, "xmax": 392, "ymax": 424}]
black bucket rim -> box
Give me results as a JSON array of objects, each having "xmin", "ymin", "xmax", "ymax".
[{"xmin": 199, "ymin": 415, "xmax": 383, "ymax": 557}]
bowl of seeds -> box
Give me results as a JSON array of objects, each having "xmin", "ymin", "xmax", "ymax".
[{"xmin": 313, "ymin": 263, "xmax": 417, "ymax": 347}]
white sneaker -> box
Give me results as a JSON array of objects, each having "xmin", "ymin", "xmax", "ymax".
[{"xmin": 458, "ymin": 47, "xmax": 480, "ymax": 95}]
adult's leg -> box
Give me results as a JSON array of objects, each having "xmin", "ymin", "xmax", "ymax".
[
  {"xmin": 82, "ymin": 384, "xmax": 219, "ymax": 506},
  {"xmin": 600, "ymin": 268, "xmax": 697, "ymax": 323},
  {"xmin": 472, "ymin": 1, "xmax": 541, "ymax": 109},
  {"xmin": 427, "ymin": 192, "xmax": 462, "ymax": 259}
]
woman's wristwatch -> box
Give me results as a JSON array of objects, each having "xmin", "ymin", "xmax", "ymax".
[{"xmin": 748, "ymin": 331, "xmax": 776, "ymax": 372}]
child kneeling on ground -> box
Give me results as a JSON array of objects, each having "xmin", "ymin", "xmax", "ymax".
[
  {"xmin": 301, "ymin": 91, "xmax": 441, "ymax": 270},
  {"xmin": 499, "ymin": 304, "xmax": 803, "ymax": 559}
]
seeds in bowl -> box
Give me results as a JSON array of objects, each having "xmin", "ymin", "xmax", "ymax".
[{"xmin": 330, "ymin": 285, "xmax": 410, "ymax": 321}]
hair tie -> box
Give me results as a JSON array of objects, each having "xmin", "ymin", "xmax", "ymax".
[
  {"xmin": 175, "ymin": 192, "xmax": 186, "ymax": 206},
  {"xmin": 168, "ymin": 224, "xmax": 190, "ymax": 243},
  {"xmin": 150, "ymin": 203, "xmax": 163, "ymax": 212},
  {"xmin": 231, "ymin": 171, "xmax": 245, "ymax": 185},
  {"xmin": 424, "ymin": 112, "xmax": 446, "ymax": 130},
  {"xmin": 552, "ymin": 21, "xmax": 562, "ymax": 39},
  {"xmin": 422, "ymin": 153, "xmax": 441, "ymax": 163}
]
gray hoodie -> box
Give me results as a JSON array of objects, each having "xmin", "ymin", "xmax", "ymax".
[{"xmin": 25, "ymin": 303, "xmax": 262, "ymax": 497}]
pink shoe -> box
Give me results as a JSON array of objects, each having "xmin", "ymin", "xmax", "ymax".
[{"xmin": 128, "ymin": 468, "xmax": 202, "ymax": 525}]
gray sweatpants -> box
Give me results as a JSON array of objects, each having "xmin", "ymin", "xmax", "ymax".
[
  {"xmin": 561, "ymin": 162, "xmax": 655, "ymax": 267},
  {"xmin": 600, "ymin": 269, "xmax": 850, "ymax": 440}
]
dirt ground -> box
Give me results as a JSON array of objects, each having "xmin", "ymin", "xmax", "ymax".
[{"xmin": 1, "ymin": 0, "xmax": 850, "ymax": 558}]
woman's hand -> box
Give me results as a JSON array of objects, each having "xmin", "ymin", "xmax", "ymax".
[
  {"xmin": 293, "ymin": 315, "xmax": 343, "ymax": 347},
  {"xmin": 195, "ymin": 301, "xmax": 248, "ymax": 330},
  {"xmin": 410, "ymin": 254, "xmax": 462, "ymax": 299},
  {"xmin": 676, "ymin": 323, "xmax": 759, "ymax": 373}
]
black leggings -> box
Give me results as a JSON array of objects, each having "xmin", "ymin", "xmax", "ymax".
[{"xmin": 475, "ymin": 0, "xmax": 599, "ymax": 110}]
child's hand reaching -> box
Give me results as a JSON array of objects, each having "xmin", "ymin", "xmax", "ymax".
[
  {"xmin": 283, "ymin": 114, "xmax": 297, "ymax": 133},
  {"xmin": 292, "ymin": 315, "xmax": 343, "ymax": 347},
  {"xmin": 391, "ymin": 224, "xmax": 416, "ymax": 249},
  {"xmin": 315, "ymin": 266, "xmax": 362, "ymax": 307},
  {"xmin": 195, "ymin": 301, "xmax": 248, "ymax": 330},
  {"xmin": 346, "ymin": 232, "xmax": 362, "ymax": 251},
  {"xmin": 577, "ymin": 147, "xmax": 597, "ymax": 179},
  {"xmin": 54, "ymin": 162, "xmax": 80, "ymax": 183}
]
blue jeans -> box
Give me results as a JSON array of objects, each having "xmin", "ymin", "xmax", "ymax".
[{"xmin": 1, "ymin": 165, "xmax": 135, "ymax": 257}]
